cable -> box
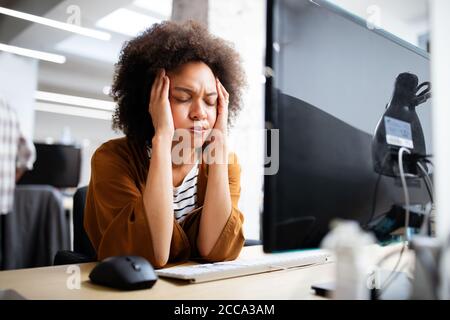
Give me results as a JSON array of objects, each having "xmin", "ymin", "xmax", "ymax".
[
  {"xmin": 374, "ymin": 147, "xmax": 411, "ymax": 299},
  {"xmin": 424, "ymin": 158, "xmax": 434, "ymax": 168},
  {"xmin": 375, "ymin": 244, "xmax": 406, "ymax": 266},
  {"xmin": 422, "ymin": 176, "xmax": 434, "ymax": 204},
  {"xmin": 413, "ymin": 81, "xmax": 432, "ymax": 106},
  {"xmin": 375, "ymin": 241, "xmax": 407, "ymax": 298},
  {"xmin": 377, "ymin": 156, "xmax": 435, "ymax": 298},
  {"xmin": 377, "ymin": 260, "xmax": 412, "ymax": 299},
  {"xmin": 416, "ymin": 161, "xmax": 434, "ymax": 236},
  {"xmin": 368, "ymin": 152, "xmax": 433, "ymax": 298},
  {"xmin": 398, "ymin": 147, "xmax": 412, "ymax": 241},
  {"xmin": 417, "ymin": 161, "xmax": 434, "ymax": 202},
  {"xmin": 419, "ymin": 158, "xmax": 434, "ymax": 203},
  {"xmin": 366, "ymin": 150, "xmax": 423, "ymax": 228}
]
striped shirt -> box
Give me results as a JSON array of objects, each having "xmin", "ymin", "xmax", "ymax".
[
  {"xmin": 173, "ymin": 163, "xmax": 199, "ymax": 223},
  {"xmin": 0, "ymin": 96, "xmax": 35, "ymax": 214},
  {"xmin": 147, "ymin": 146, "xmax": 199, "ymax": 223}
]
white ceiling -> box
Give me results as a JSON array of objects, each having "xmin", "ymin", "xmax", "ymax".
[
  {"xmin": 2, "ymin": 0, "xmax": 172, "ymax": 100},
  {"xmin": 1, "ymin": 0, "xmax": 429, "ymax": 102}
]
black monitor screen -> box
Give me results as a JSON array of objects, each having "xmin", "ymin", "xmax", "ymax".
[
  {"xmin": 18, "ymin": 143, "xmax": 81, "ymax": 189},
  {"xmin": 263, "ymin": 0, "xmax": 431, "ymax": 252}
]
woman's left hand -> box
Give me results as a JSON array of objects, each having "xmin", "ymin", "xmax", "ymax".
[
  {"xmin": 214, "ymin": 78, "xmax": 229, "ymax": 138},
  {"xmin": 205, "ymin": 78, "xmax": 229, "ymax": 164}
]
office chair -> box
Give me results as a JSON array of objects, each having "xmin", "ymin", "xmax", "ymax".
[
  {"xmin": 244, "ymin": 239, "xmax": 262, "ymax": 246},
  {"xmin": 53, "ymin": 186, "xmax": 96, "ymax": 265},
  {"xmin": 54, "ymin": 186, "xmax": 261, "ymax": 265},
  {"xmin": 72, "ymin": 186, "xmax": 96, "ymax": 258},
  {"xmin": 4, "ymin": 185, "xmax": 70, "ymax": 269}
]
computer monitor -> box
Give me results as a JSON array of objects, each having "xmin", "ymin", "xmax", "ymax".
[
  {"xmin": 18, "ymin": 143, "xmax": 81, "ymax": 189},
  {"xmin": 263, "ymin": 0, "xmax": 431, "ymax": 252}
]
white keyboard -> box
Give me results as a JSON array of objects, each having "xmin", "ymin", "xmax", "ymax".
[{"xmin": 156, "ymin": 249, "xmax": 331, "ymax": 283}]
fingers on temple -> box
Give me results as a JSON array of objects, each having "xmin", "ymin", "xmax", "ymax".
[
  {"xmin": 150, "ymin": 69, "xmax": 162, "ymax": 100},
  {"xmin": 155, "ymin": 69, "xmax": 165, "ymax": 98},
  {"xmin": 220, "ymin": 81, "xmax": 229, "ymax": 101},
  {"xmin": 216, "ymin": 79, "xmax": 224, "ymax": 102},
  {"xmin": 161, "ymin": 75, "xmax": 170, "ymax": 98}
]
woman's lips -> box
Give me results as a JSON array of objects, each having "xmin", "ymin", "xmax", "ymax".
[{"xmin": 189, "ymin": 127, "xmax": 207, "ymax": 134}]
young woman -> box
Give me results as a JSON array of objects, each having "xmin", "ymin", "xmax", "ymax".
[{"xmin": 84, "ymin": 21, "xmax": 247, "ymax": 268}]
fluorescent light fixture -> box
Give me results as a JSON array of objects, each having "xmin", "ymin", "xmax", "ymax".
[
  {"xmin": 0, "ymin": 6, "xmax": 111, "ymax": 41},
  {"xmin": 55, "ymin": 34, "xmax": 121, "ymax": 64},
  {"xmin": 0, "ymin": 43, "xmax": 66, "ymax": 63},
  {"xmin": 133, "ymin": 0, "xmax": 172, "ymax": 18},
  {"xmin": 96, "ymin": 8, "xmax": 160, "ymax": 37},
  {"xmin": 35, "ymin": 91, "xmax": 115, "ymax": 111},
  {"xmin": 35, "ymin": 101, "xmax": 112, "ymax": 120}
]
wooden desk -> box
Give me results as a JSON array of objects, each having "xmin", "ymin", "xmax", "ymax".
[{"xmin": 0, "ymin": 245, "xmax": 406, "ymax": 300}]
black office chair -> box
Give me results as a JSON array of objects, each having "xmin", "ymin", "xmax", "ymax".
[
  {"xmin": 53, "ymin": 186, "xmax": 96, "ymax": 265},
  {"xmin": 244, "ymin": 239, "xmax": 262, "ymax": 246},
  {"xmin": 54, "ymin": 186, "xmax": 261, "ymax": 265},
  {"xmin": 72, "ymin": 186, "xmax": 96, "ymax": 258}
]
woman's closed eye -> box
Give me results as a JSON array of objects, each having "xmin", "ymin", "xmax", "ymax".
[
  {"xmin": 205, "ymin": 98, "xmax": 217, "ymax": 107},
  {"xmin": 174, "ymin": 96, "xmax": 216, "ymax": 106},
  {"xmin": 174, "ymin": 96, "xmax": 191, "ymax": 103}
]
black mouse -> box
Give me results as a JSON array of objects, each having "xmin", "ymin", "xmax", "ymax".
[{"xmin": 89, "ymin": 256, "xmax": 158, "ymax": 290}]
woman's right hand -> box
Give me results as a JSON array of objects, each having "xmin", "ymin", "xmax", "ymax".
[{"xmin": 148, "ymin": 69, "xmax": 174, "ymax": 139}]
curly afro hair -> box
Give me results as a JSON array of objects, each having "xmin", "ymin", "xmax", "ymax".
[{"xmin": 111, "ymin": 20, "xmax": 247, "ymax": 147}]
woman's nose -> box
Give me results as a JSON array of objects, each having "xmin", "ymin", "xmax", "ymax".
[{"xmin": 189, "ymin": 100, "xmax": 207, "ymax": 120}]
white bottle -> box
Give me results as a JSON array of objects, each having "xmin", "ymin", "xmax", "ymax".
[{"xmin": 321, "ymin": 220, "xmax": 376, "ymax": 300}]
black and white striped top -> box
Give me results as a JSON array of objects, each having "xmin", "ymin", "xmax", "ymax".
[
  {"xmin": 172, "ymin": 163, "xmax": 199, "ymax": 223},
  {"xmin": 147, "ymin": 146, "xmax": 199, "ymax": 223}
]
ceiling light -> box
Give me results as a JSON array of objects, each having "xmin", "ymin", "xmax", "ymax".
[
  {"xmin": 35, "ymin": 91, "xmax": 115, "ymax": 111},
  {"xmin": 54, "ymin": 34, "xmax": 121, "ymax": 64},
  {"xmin": 0, "ymin": 7, "xmax": 111, "ymax": 41},
  {"xmin": 0, "ymin": 43, "xmax": 66, "ymax": 63},
  {"xmin": 35, "ymin": 102, "xmax": 112, "ymax": 120},
  {"xmin": 96, "ymin": 8, "xmax": 160, "ymax": 37}
]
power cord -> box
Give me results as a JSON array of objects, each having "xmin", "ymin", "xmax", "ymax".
[
  {"xmin": 416, "ymin": 161, "xmax": 434, "ymax": 236},
  {"xmin": 416, "ymin": 161, "xmax": 434, "ymax": 202},
  {"xmin": 374, "ymin": 147, "xmax": 411, "ymax": 299},
  {"xmin": 375, "ymin": 152, "xmax": 436, "ymax": 299},
  {"xmin": 399, "ymin": 147, "xmax": 412, "ymax": 241}
]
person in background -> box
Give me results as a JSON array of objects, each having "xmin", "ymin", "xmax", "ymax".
[
  {"xmin": 84, "ymin": 20, "xmax": 247, "ymax": 268},
  {"xmin": 0, "ymin": 95, "xmax": 36, "ymax": 269}
]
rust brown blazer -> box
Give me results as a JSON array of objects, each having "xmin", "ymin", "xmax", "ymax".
[{"xmin": 84, "ymin": 137, "xmax": 244, "ymax": 268}]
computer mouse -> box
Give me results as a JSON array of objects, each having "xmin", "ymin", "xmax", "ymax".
[{"xmin": 89, "ymin": 256, "xmax": 158, "ymax": 290}]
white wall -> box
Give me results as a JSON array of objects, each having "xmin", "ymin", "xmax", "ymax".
[
  {"xmin": 0, "ymin": 53, "xmax": 38, "ymax": 140},
  {"xmin": 209, "ymin": 0, "xmax": 266, "ymax": 240}
]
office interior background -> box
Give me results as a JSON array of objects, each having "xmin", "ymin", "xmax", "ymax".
[{"xmin": 0, "ymin": 0, "xmax": 432, "ymax": 269}]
